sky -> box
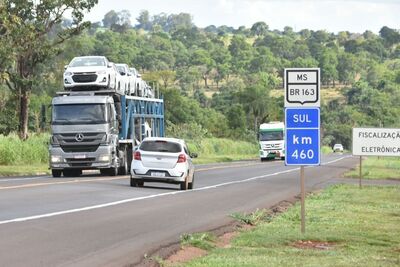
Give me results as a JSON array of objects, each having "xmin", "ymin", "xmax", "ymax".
[{"xmin": 84, "ymin": 0, "xmax": 400, "ymax": 34}]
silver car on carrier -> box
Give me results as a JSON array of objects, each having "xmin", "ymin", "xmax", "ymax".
[{"xmin": 130, "ymin": 137, "xmax": 196, "ymax": 190}]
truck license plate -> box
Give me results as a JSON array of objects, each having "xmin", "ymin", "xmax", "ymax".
[
  {"xmin": 74, "ymin": 154, "xmax": 86, "ymax": 159},
  {"xmin": 151, "ymin": 172, "xmax": 165, "ymax": 177}
]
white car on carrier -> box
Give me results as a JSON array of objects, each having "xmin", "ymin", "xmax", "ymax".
[
  {"xmin": 130, "ymin": 137, "xmax": 197, "ymax": 190},
  {"xmin": 63, "ymin": 56, "xmax": 124, "ymax": 95}
]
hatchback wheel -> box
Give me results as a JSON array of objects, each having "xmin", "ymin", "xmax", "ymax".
[
  {"xmin": 130, "ymin": 177, "xmax": 137, "ymax": 187},
  {"xmin": 188, "ymin": 174, "xmax": 194, "ymax": 190},
  {"xmin": 180, "ymin": 178, "xmax": 189, "ymax": 190}
]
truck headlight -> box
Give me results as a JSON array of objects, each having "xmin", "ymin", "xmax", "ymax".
[
  {"xmin": 99, "ymin": 155, "xmax": 110, "ymax": 162},
  {"xmin": 51, "ymin": 155, "xmax": 62, "ymax": 163}
]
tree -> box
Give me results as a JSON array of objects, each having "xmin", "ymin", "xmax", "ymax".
[
  {"xmin": 136, "ymin": 10, "xmax": 152, "ymax": 31},
  {"xmin": 102, "ymin": 10, "xmax": 118, "ymax": 28},
  {"xmin": 318, "ymin": 48, "xmax": 338, "ymax": 86},
  {"xmin": 379, "ymin": 26, "xmax": 400, "ymax": 47},
  {"xmin": 0, "ymin": 0, "xmax": 98, "ymax": 139},
  {"xmin": 250, "ymin": 21, "xmax": 268, "ymax": 37}
]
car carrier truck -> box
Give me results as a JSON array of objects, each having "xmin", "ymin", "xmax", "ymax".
[
  {"xmin": 259, "ymin": 121, "xmax": 285, "ymax": 161},
  {"xmin": 49, "ymin": 91, "xmax": 164, "ymax": 177}
]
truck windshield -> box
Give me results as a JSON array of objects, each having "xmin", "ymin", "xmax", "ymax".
[
  {"xmin": 52, "ymin": 104, "xmax": 107, "ymax": 125},
  {"xmin": 260, "ymin": 131, "xmax": 283, "ymax": 141}
]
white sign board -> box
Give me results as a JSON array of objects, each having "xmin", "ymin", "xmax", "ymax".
[
  {"xmin": 353, "ymin": 128, "xmax": 400, "ymax": 157},
  {"xmin": 284, "ymin": 68, "xmax": 320, "ymax": 107}
]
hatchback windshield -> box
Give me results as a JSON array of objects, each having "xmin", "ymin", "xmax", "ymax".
[
  {"xmin": 140, "ymin": 141, "xmax": 182, "ymax": 153},
  {"xmin": 70, "ymin": 57, "xmax": 106, "ymax": 67},
  {"xmin": 260, "ymin": 131, "xmax": 283, "ymax": 141},
  {"xmin": 52, "ymin": 104, "xmax": 107, "ymax": 124}
]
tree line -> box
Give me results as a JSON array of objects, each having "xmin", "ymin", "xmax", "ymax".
[{"xmin": 0, "ymin": 3, "xmax": 399, "ymax": 149}]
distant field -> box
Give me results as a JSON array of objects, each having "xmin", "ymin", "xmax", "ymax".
[
  {"xmin": 345, "ymin": 156, "xmax": 400, "ymax": 180},
  {"xmin": 184, "ymin": 184, "xmax": 400, "ymax": 267}
]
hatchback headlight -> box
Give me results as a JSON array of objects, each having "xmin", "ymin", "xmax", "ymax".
[{"xmin": 97, "ymin": 70, "xmax": 107, "ymax": 75}]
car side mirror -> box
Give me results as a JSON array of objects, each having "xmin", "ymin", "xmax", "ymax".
[
  {"xmin": 64, "ymin": 65, "xmax": 68, "ymax": 70},
  {"xmin": 190, "ymin": 153, "xmax": 198, "ymax": 158},
  {"xmin": 107, "ymin": 63, "xmax": 113, "ymax": 68},
  {"xmin": 120, "ymin": 72, "xmax": 126, "ymax": 76},
  {"xmin": 127, "ymin": 73, "xmax": 132, "ymax": 76}
]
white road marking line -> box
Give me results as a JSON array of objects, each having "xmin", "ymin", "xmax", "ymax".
[{"xmin": 0, "ymin": 156, "xmax": 351, "ymax": 225}]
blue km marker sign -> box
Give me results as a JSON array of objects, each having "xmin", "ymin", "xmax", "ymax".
[{"xmin": 285, "ymin": 108, "xmax": 320, "ymax": 165}]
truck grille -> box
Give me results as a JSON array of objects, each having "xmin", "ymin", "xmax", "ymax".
[
  {"xmin": 72, "ymin": 72, "xmax": 97, "ymax": 83},
  {"xmin": 54, "ymin": 132, "xmax": 105, "ymax": 153},
  {"xmin": 65, "ymin": 157, "xmax": 96, "ymax": 167},
  {"xmin": 263, "ymin": 143, "xmax": 282, "ymax": 150}
]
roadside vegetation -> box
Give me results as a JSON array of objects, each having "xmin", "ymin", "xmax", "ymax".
[
  {"xmin": 181, "ymin": 184, "xmax": 400, "ymax": 267},
  {"xmin": 345, "ymin": 156, "xmax": 400, "ymax": 180},
  {"xmin": 0, "ymin": 134, "xmax": 258, "ymax": 176}
]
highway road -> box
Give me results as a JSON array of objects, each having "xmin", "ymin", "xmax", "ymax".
[{"xmin": 0, "ymin": 154, "xmax": 358, "ymax": 266}]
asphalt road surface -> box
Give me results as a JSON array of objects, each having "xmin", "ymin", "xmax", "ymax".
[{"xmin": 0, "ymin": 154, "xmax": 358, "ymax": 267}]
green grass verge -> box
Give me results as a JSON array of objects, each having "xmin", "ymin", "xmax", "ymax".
[
  {"xmin": 345, "ymin": 157, "xmax": 400, "ymax": 180},
  {"xmin": 0, "ymin": 164, "xmax": 49, "ymax": 176},
  {"xmin": 188, "ymin": 138, "xmax": 259, "ymax": 164},
  {"xmin": 184, "ymin": 184, "xmax": 400, "ymax": 267}
]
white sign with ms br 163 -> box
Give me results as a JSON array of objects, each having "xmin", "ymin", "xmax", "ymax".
[
  {"xmin": 352, "ymin": 128, "xmax": 400, "ymax": 157},
  {"xmin": 284, "ymin": 68, "xmax": 320, "ymax": 107}
]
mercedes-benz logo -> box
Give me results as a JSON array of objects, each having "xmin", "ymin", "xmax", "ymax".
[{"xmin": 75, "ymin": 133, "xmax": 84, "ymax": 142}]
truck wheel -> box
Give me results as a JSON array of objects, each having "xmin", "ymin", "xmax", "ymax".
[
  {"xmin": 118, "ymin": 154, "xmax": 129, "ymax": 175},
  {"xmin": 108, "ymin": 166, "xmax": 118, "ymax": 176},
  {"xmin": 52, "ymin": 169, "xmax": 62, "ymax": 178}
]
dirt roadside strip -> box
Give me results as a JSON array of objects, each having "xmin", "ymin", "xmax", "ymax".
[{"xmin": 137, "ymin": 178, "xmax": 400, "ymax": 267}]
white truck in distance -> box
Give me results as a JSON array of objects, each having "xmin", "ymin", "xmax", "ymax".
[{"xmin": 259, "ymin": 122, "xmax": 285, "ymax": 161}]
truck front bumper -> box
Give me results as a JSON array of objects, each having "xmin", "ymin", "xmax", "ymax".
[
  {"xmin": 260, "ymin": 149, "xmax": 284, "ymax": 159},
  {"xmin": 49, "ymin": 145, "xmax": 115, "ymax": 170}
]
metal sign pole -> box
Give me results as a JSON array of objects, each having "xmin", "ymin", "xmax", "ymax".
[
  {"xmin": 300, "ymin": 166, "xmax": 305, "ymax": 234},
  {"xmin": 359, "ymin": 156, "xmax": 362, "ymax": 189}
]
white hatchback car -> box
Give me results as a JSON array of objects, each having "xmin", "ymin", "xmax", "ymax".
[{"xmin": 130, "ymin": 137, "xmax": 196, "ymax": 190}]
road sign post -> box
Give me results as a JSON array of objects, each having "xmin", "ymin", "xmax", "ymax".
[{"xmin": 284, "ymin": 68, "xmax": 320, "ymax": 234}]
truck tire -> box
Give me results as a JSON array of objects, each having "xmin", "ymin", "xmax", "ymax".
[
  {"xmin": 52, "ymin": 169, "xmax": 62, "ymax": 178},
  {"xmin": 118, "ymin": 148, "xmax": 129, "ymax": 175},
  {"xmin": 108, "ymin": 166, "xmax": 118, "ymax": 176},
  {"xmin": 118, "ymin": 155, "xmax": 128, "ymax": 175}
]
